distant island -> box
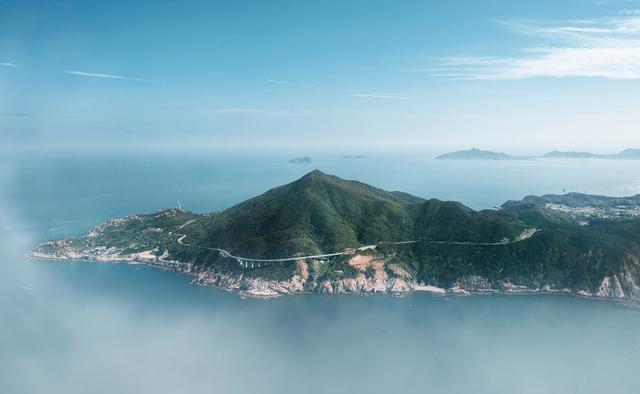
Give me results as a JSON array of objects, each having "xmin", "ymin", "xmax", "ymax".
[
  {"xmin": 436, "ymin": 148, "xmax": 516, "ymax": 160},
  {"xmin": 543, "ymin": 151, "xmax": 598, "ymax": 159},
  {"xmin": 31, "ymin": 170, "xmax": 640, "ymax": 303},
  {"xmin": 437, "ymin": 148, "xmax": 640, "ymax": 160},
  {"xmin": 340, "ymin": 155, "xmax": 365, "ymax": 159},
  {"xmin": 543, "ymin": 149, "xmax": 640, "ymax": 159},
  {"xmin": 288, "ymin": 156, "xmax": 312, "ymax": 164}
]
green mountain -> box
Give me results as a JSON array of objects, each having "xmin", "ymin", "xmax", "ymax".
[
  {"xmin": 31, "ymin": 170, "xmax": 640, "ymax": 302},
  {"xmin": 184, "ymin": 170, "xmax": 425, "ymax": 258},
  {"xmin": 179, "ymin": 170, "xmax": 522, "ymax": 258}
]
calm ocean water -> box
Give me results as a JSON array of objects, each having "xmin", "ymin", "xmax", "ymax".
[{"xmin": 1, "ymin": 151, "xmax": 640, "ymax": 394}]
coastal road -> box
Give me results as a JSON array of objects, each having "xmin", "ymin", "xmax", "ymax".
[
  {"xmin": 176, "ymin": 231, "xmax": 359, "ymax": 266},
  {"xmin": 172, "ymin": 220, "xmax": 538, "ymax": 267}
]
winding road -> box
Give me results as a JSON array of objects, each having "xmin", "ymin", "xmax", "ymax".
[{"xmin": 170, "ymin": 220, "xmax": 538, "ymax": 267}]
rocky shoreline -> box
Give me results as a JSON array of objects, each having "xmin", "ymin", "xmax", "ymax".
[{"xmin": 28, "ymin": 244, "xmax": 640, "ymax": 305}]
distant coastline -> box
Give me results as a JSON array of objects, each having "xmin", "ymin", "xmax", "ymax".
[{"xmin": 436, "ymin": 148, "xmax": 640, "ymax": 160}]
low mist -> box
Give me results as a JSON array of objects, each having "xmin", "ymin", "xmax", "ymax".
[{"xmin": 2, "ymin": 153, "xmax": 640, "ymax": 394}]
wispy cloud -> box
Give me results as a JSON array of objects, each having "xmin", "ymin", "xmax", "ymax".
[
  {"xmin": 348, "ymin": 92, "xmax": 413, "ymax": 100},
  {"xmin": 266, "ymin": 79, "xmax": 288, "ymax": 84},
  {"xmin": 165, "ymin": 107, "xmax": 301, "ymax": 117},
  {"xmin": 64, "ymin": 70, "xmax": 144, "ymax": 81},
  {"xmin": 0, "ymin": 112, "xmax": 32, "ymax": 117},
  {"xmin": 437, "ymin": 11, "xmax": 640, "ymax": 80},
  {"xmin": 0, "ymin": 62, "xmax": 18, "ymax": 68},
  {"xmin": 207, "ymin": 107, "xmax": 286, "ymax": 114}
]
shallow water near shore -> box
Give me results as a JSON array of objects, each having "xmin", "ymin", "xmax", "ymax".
[{"xmin": 2, "ymin": 151, "xmax": 640, "ymax": 393}]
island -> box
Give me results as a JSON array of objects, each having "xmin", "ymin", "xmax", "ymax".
[
  {"xmin": 31, "ymin": 170, "xmax": 640, "ymax": 303},
  {"xmin": 543, "ymin": 151, "xmax": 598, "ymax": 159},
  {"xmin": 288, "ymin": 156, "xmax": 312, "ymax": 164},
  {"xmin": 436, "ymin": 148, "xmax": 517, "ymax": 160}
]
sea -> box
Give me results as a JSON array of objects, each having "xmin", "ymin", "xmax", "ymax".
[{"xmin": 1, "ymin": 151, "xmax": 640, "ymax": 394}]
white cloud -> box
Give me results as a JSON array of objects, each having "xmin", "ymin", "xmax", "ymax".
[
  {"xmin": 439, "ymin": 12, "xmax": 640, "ymax": 80},
  {"xmin": 64, "ymin": 70, "xmax": 143, "ymax": 81},
  {"xmin": 348, "ymin": 92, "xmax": 412, "ymax": 100},
  {"xmin": 0, "ymin": 62, "xmax": 18, "ymax": 68}
]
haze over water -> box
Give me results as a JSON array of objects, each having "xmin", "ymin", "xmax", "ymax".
[{"xmin": 2, "ymin": 152, "xmax": 640, "ymax": 394}]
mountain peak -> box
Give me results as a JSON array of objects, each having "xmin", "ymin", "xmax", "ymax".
[
  {"xmin": 297, "ymin": 169, "xmax": 333, "ymax": 183},
  {"xmin": 304, "ymin": 169, "xmax": 327, "ymax": 177}
]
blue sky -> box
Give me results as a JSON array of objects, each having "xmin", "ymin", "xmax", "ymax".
[{"xmin": 1, "ymin": 0, "xmax": 639, "ymax": 153}]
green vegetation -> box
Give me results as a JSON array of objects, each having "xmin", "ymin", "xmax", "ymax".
[
  {"xmin": 182, "ymin": 170, "xmax": 426, "ymax": 258},
  {"xmin": 178, "ymin": 170, "xmax": 521, "ymax": 259},
  {"xmin": 76, "ymin": 209, "xmax": 197, "ymax": 254}
]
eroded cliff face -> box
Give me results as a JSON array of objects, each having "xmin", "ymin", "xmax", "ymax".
[
  {"xmin": 191, "ymin": 270, "xmax": 417, "ymax": 298},
  {"xmin": 594, "ymin": 255, "xmax": 640, "ymax": 301},
  {"xmin": 190, "ymin": 260, "xmax": 416, "ymax": 298}
]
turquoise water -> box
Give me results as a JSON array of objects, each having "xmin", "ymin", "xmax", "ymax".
[{"xmin": 2, "ymin": 152, "xmax": 640, "ymax": 394}]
